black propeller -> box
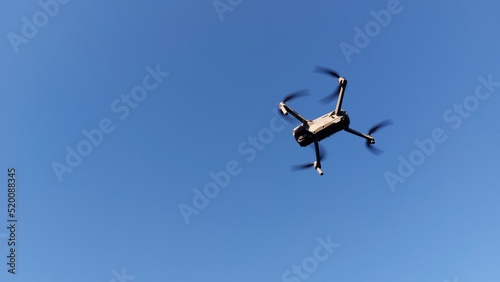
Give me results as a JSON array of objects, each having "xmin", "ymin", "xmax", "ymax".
[
  {"xmin": 368, "ymin": 119, "xmax": 393, "ymax": 135},
  {"xmin": 283, "ymin": 89, "xmax": 309, "ymax": 103},
  {"xmin": 314, "ymin": 66, "xmax": 342, "ymax": 104},
  {"xmin": 291, "ymin": 144, "xmax": 327, "ymax": 171},
  {"xmin": 319, "ymin": 85, "xmax": 341, "ymax": 104},
  {"xmin": 314, "ymin": 66, "xmax": 340, "ymax": 78},
  {"xmin": 291, "ymin": 162, "xmax": 316, "ymax": 170},
  {"xmin": 278, "ymin": 90, "xmax": 310, "ymax": 119},
  {"xmin": 365, "ymin": 120, "xmax": 393, "ymax": 155}
]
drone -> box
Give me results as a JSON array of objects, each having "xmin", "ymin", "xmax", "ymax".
[{"xmin": 278, "ymin": 67, "xmax": 392, "ymax": 175}]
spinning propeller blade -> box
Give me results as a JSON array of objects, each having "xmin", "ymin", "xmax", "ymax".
[
  {"xmin": 278, "ymin": 90, "xmax": 310, "ymax": 119},
  {"xmin": 291, "ymin": 145, "xmax": 327, "ymax": 171},
  {"xmin": 314, "ymin": 66, "xmax": 343, "ymax": 104},
  {"xmin": 283, "ymin": 89, "xmax": 309, "ymax": 103},
  {"xmin": 365, "ymin": 119, "xmax": 393, "ymax": 155},
  {"xmin": 314, "ymin": 66, "xmax": 340, "ymax": 78},
  {"xmin": 365, "ymin": 143, "xmax": 384, "ymax": 155},
  {"xmin": 319, "ymin": 85, "xmax": 340, "ymax": 104},
  {"xmin": 368, "ymin": 119, "xmax": 393, "ymax": 135},
  {"xmin": 291, "ymin": 163, "xmax": 315, "ymax": 170}
]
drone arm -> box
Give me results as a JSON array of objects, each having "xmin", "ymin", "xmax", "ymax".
[
  {"xmin": 344, "ymin": 127, "xmax": 374, "ymax": 144},
  {"xmin": 279, "ymin": 102, "xmax": 309, "ymax": 125},
  {"xmin": 333, "ymin": 78, "xmax": 347, "ymax": 115}
]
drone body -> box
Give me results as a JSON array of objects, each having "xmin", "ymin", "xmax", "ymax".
[
  {"xmin": 278, "ymin": 67, "xmax": 391, "ymax": 175},
  {"xmin": 290, "ymin": 110, "xmax": 350, "ymax": 147}
]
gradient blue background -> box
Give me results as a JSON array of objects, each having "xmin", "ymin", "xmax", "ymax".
[{"xmin": 1, "ymin": 0, "xmax": 500, "ymax": 281}]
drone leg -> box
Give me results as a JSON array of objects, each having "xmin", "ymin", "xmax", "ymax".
[
  {"xmin": 279, "ymin": 102, "xmax": 309, "ymax": 125},
  {"xmin": 344, "ymin": 127, "xmax": 374, "ymax": 144},
  {"xmin": 313, "ymin": 141, "xmax": 323, "ymax": 175},
  {"xmin": 315, "ymin": 165, "xmax": 323, "ymax": 175}
]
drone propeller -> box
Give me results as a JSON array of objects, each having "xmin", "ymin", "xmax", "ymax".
[
  {"xmin": 366, "ymin": 143, "xmax": 384, "ymax": 155},
  {"xmin": 291, "ymin": 144, "xmax": 327, "ymax": 171},
  {"xmin": 319, "ymin": 85, "xmax": 341, "ymax": 104},
  {"xmin": 314, "ymin": 66, "xmax": 340, "ymax": 78},
  {"xmin": 283, "ymin": 89, "xmax": 309, "ymax": 103},
  {"xmin": 368, "ymin": 119, "xmax": 393, "ymax": 135},
  {"xmin": 314, "ymin": 67, "xmax": 343, "ymax": 104},
  {"xmin": 365, "ymin": 120, "xmax": 393, "ymax": 155},
  {"xmin": 291, "ymin": 162, "xmax": 315, "ymax": 170},
  {"xmin": 278, "ymin": 90, "xmax": 310, "ymax": 119}
]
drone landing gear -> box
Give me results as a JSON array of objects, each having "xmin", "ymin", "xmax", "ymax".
[
  {"xmin": 313, "ymin": 141, "xmax": 323, "ymax": 175},
  {"xmin": 314, "ymin": 162, "xmax": 323, "ymax": 175},
  {"xmin": 291, "ymin": 140, "xmax": 324, "ymax": 175}
]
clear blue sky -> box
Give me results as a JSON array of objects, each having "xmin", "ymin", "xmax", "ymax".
[{"xmin": 1, "ymin": 0, "xmax": 500, "ymax": 281}]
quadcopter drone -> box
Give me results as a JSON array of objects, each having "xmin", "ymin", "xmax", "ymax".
[{"xmin": 278, "ymin": 67, "xmax": 392, "ymax": 175}]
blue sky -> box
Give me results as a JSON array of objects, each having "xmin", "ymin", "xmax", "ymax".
[{"xmin": 1, "ymin": 0, "xmax": 500, "ymax": 281}]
